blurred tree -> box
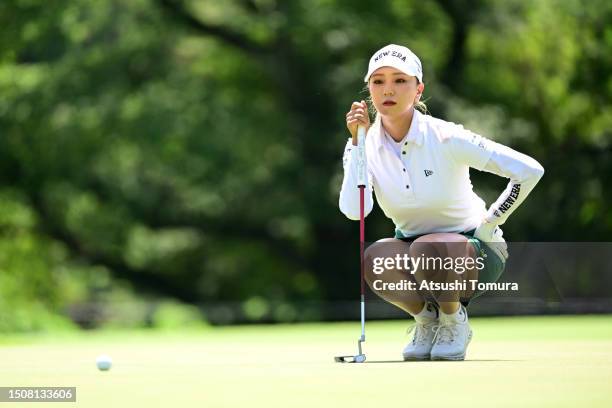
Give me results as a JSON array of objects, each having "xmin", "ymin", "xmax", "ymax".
[{"xmin": 0, "ymin": 0, "xmax": 610, "ymax": 327}]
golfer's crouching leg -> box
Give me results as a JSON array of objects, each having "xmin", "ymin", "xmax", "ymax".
[{"xmin": 363, "ymin": 238, "xmax": 424, "ymax": 309}]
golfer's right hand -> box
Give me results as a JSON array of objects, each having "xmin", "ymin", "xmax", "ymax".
[
  {"xmin": 346, "ymin": 100, "xmax": 370, "ymax": 146},
  {"xmin": 474, "ymin": 223, "xmax": 509, "ymax": 261}
]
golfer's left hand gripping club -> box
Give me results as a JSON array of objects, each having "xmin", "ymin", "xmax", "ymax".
[{"xmin": 335, "ymin": 125, "xmax": 367, "ymax": 364}]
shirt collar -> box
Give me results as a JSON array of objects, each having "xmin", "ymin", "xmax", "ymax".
[{"xmin": 375, "ymin": 109, "xmax": 425, "ymax": 151}]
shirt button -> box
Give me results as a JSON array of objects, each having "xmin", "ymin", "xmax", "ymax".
[
  {"xmin": 404, "ymin": 142, "xmax": 408, "ymax": 145},
  {"xmin": 406, "ymin": 185, "xmax": 410, "ymax": 189},
  {"xmin": 403, "ymin": 168, "xmax": 406, "ymax": 172},
  {"xmin": 402, "ymin": 151, "xmax": 406, "ymax": 155}
]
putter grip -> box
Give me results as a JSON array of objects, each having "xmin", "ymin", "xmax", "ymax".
[{"xmin": 356, "ymin": 126, "xmax": 366, "ymax": 187}]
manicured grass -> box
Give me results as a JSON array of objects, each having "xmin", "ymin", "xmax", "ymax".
[{"xmin": 1, "ymin": 315, "xmax": 611, "ymax": 407}]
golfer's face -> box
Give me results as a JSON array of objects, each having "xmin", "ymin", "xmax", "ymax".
[{"xmin": 368, "ymin": 67, "xmax": 421, "ymax": 116}]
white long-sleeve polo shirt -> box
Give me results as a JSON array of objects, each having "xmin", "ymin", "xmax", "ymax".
[{"xmin": 339, "ymin": 110, "xmax": 544, "ymax": 238}]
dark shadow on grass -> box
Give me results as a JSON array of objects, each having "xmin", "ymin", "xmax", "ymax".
[
  {"xmin": 461, "ymin": 359, "xmax": 524, "ymax": 362},
  {"xmin": 364, "ymin": 359, "xmax": 523, "ymax": 363}
]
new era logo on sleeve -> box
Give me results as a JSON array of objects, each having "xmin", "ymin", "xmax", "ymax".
[{"xmin": 424, "ymin": 169, "xmax": 434, "ymax": 177}]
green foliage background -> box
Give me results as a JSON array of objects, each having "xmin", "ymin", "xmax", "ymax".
[{"xmin": 0, "ymin": 0, "xmax": 610, "ymax": 329}]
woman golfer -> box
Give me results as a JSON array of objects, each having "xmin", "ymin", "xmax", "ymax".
[{"xmin": 339, "ymin": 44, "xmax": 544, "ymax": 361}]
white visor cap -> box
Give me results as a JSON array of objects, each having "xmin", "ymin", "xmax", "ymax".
[{"xmin": 363, "ymin": 44, "xmax": 423, "ymax": 83}]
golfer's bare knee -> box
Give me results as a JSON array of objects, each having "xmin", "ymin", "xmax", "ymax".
[
  {"xmin": 364, "ymin": 238, "xmax": 407, "ymax": 289},
  {"xmin": 409, "ymin": 237, "xmax": 444, "ymax": 280}
]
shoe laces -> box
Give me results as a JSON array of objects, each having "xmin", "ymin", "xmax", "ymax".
[
  {"xmin": 407, "ymin": 321, "xmax": 435, "ymax": 346},
  {"xmin": 431, "ymin": 322, "xmax": 458, "ymax": 345}
]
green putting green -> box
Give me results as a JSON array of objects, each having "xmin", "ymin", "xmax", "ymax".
[{"xmin": 0, "ymin": 315, "xmax": 611, "ymax": 407}]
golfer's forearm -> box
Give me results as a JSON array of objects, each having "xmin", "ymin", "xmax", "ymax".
[
  {"xmin": 339, "ymin": 139, "xmax": 373, "ymax": 220},
  {"xmin": 482, "ymin": 142, "xmax": 545, "ymax": 225}
]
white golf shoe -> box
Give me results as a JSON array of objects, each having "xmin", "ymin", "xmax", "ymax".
[
  {"xmin": 402, "ymin": 319, "xmax": 438, "ymax": 360},
  {"xmin": 402, "ymin": 302, "xmax": 439, "ymax": 361},
  {"xmin": 430, "ymin": 306, "xmax": 473, "ymax": 361}
]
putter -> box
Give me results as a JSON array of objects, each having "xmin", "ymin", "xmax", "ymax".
[{"xmin": 335, "ymin": 125, "xmax": 367, "ymax": 364}]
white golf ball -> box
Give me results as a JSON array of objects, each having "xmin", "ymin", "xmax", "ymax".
[{"xmin": 96, "ymin": 354, "xmax": 112, "ymax": 371}]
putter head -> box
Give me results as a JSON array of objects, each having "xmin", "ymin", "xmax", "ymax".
[
  {"xmin": 334, "ymin": 354, "xmax": 366, "ymax": 363},
  {"xmin": 335, "ymin": 336, "xmax": 366, "ymax": 363}
]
